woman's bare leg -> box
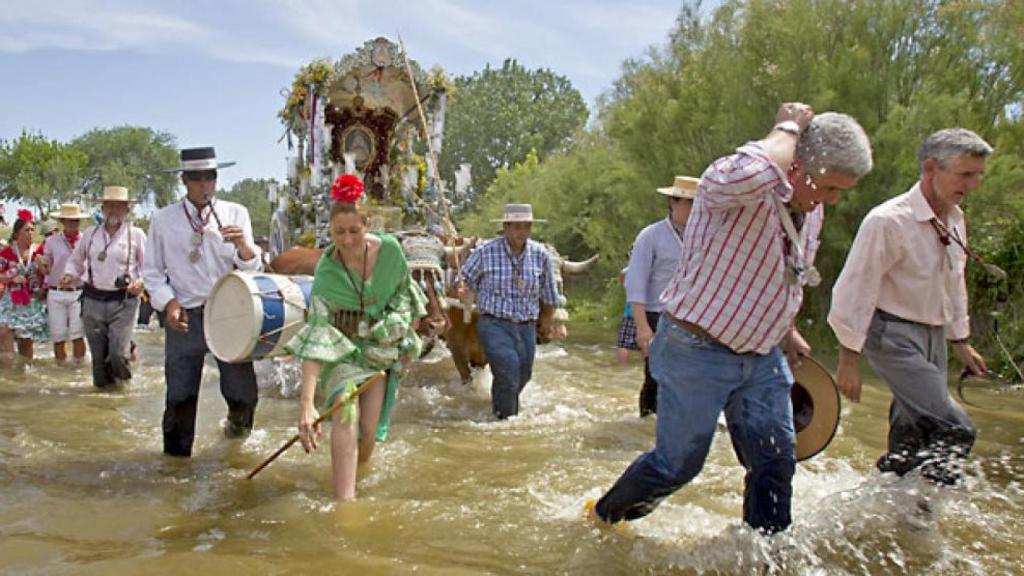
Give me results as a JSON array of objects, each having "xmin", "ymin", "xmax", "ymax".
[
  {"xmin": 330, "ymin": 405, "xmax": 360, "ymax": 501},
  {"xmin": 357, "ymin": 378, "xmax": 386, "ymax": 463}
]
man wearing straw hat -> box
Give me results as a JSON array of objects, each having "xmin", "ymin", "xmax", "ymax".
[
  {"xmin": 61, "ymin": 187, "xmax": 146, "ymax": 386},
  {"xmin": 626, "ymin": 176, "xmax": 698, "ymax": 416},
  {"xmin": 143, "ymin": 146, "xmax": 262, "ymax": 458},
  {"xmin": 589, "ymin": 104, "xmax": 873, "ymax": 534},
  {"xmin": 39, "ymin": 204, "xmax": 91, "ymax": 362},
  {"xmin": 829, "ymin": 128, "xmax": 993, "ymax": 485},
  {"xmin": 458, "ymin": 203, "xmax": 562, "ymax": 420}
]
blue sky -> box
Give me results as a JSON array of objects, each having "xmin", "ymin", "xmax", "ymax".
[{"xmin": 1, "ymin": 0, "xmax": 694, "ymax": 220}]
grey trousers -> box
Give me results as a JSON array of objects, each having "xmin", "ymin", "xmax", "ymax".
[
  {"xmin": 162, "ymin": 307, "xmax": 257, "ymax": 458},
  {"xmin": 863, "ymin": 310, "xmax": 976, "ymax": 484},
  {"xmin": 81, "ymin": 295, "xmax": 140, "ymax": 388}
]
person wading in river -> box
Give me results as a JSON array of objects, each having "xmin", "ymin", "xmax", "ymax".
[
  {"xmin": 143, "ymin": 147, "xmax": 263, "ymax": 458},
  {"xmin": 829, "ymin": 128, "xmax": 992, "ymax": 485},
  {"xmin": 625, "ymin": 176, "xmax": 697, "ymax": 416},
  {"xmin": 588, "ymin": 103, "xmax": 874, "ymax": 534},
  {"xmin": 457, "ymin": 204, "xmax": 562, "ymax": 420},
  {"xmin": 290, "ymin": 174, "xmax": 427, "ymax": 500},
  {"xmin": 41, "ymin": 204, "xmax": 91, "ymax": 364},
  {"xmin": 61, "ymin": 190, "xmax": 146, "ymax": 386}
]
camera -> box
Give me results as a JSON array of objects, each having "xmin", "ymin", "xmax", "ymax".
[{"xmin": 115, "ymin": 275, "xmax": 130, "ymax": 290}]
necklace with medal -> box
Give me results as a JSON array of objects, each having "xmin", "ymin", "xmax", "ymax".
[
  {"xmin": 97, "ymin": 225, "xmax": 119, "ymax": 262},
  {"xmin": 339, "ymin": 242, "xmax": 369, "ymax": 336},
  {"xmin": 504, "ymin": 239, "xmax": 527, "ymax": 291},
  {"xmin": 772, "ymin": 195, "xmax": 821, "ymax": 287},
  {"xmin": 182, "ymin": 200, "xmax": 212, "ymax": 263}
]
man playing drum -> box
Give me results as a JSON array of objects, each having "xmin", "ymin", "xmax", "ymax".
[{"xmin": 142, "ymin": 147, "xmax": 263, "ymax": 458}]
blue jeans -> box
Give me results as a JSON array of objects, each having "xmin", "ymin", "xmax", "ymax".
[
  {"xmin": 595, "ymin": 316, "xmax": 797, "ymax": 534},
  {"xmin": 476, "ymin": 314, "xmax": 536, "ymax": 419}
]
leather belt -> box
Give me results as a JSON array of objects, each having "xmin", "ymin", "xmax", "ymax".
[
  {"xmin": 481, "ymin": 313, "xmax": 534, "ymax": 325},
  {"xmin": 663, "ymin": 313, "xmax": 724, "ymax": 346}
]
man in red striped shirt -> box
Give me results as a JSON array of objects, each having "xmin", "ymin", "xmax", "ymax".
[{"xmin": 589, "ymin": 103, "xmax": 873, "ymax": 534}]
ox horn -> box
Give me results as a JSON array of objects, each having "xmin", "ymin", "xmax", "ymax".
[
  {"xmin": 561, "ymin": 254, "xmax": 600, "ymax": 274},
  {"xmin": 444, "ymin": 242, "xmax": 473, "ymax": 263}
]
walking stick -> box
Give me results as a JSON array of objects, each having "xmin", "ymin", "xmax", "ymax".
[{"xmin": 246, "ymin": 371, "xmax": 385, "ymax": 479}]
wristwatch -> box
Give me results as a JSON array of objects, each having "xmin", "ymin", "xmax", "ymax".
[{"xmin": 773, "ymin": 121, "xmax": 801, "ymax": 136}]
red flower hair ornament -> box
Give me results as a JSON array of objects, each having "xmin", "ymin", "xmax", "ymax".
[
  {"xmin": 16, "ymin": 209, "xmax": 33, "ymax": 223},
  {"xmin": 331, "ymin": 174, "xmax": 364, "ymax": 203}
]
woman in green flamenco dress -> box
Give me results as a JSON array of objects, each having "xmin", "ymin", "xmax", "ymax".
[{"xmin": 287, "ymin": 174, "xmax": 427, "ymax": 500}]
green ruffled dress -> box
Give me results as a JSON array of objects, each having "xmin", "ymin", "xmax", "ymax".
[{"xmin": 285, "ymin": 233, "xmax": 428, "ymax": 441}]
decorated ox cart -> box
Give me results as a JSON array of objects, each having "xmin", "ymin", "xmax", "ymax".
[{"xmin": 207, "ymin": 38, "xmax": 597, "ymax": 384}]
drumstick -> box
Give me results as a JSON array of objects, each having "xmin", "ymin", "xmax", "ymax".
[{"xmin": 246, "ymin": 371, "xmax": 385, "ymax": 480}]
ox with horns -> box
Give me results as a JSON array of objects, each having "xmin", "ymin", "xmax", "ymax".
[{"xmin": 268, "ymin": 236, "xmax": 597, "ymax": 383}]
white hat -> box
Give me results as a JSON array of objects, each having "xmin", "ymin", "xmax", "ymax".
[
  {"xmin": 490, "ymin": 203, "xmax": 546, "ymax": 223},
  {"xmin": 49, "ymin": 203, "xmax": 92, "ymax": 220},
  {"xmin": 656, "ymin": 176, "xmax": 700, "ymax": 199}
]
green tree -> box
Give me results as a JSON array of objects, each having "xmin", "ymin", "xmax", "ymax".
[
  {"xmin": 440, "ymin": 59, "xmax": 589, "ymax": 199},
  {"xmin": 71, "ymin": 126, "xmax": 180, "ymax": 207},
  {"xmin": 217, "ymin": 178, "xmax": 276, "ymax": 238},
  {"xmin": 463, "ymin": 0, "xmax": 1024, "ymax": 369},
  {"xmin": 0, "ymin": 131, "xmax": 88, "ymax": 219}
]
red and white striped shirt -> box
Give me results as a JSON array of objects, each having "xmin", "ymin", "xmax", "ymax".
[{"xmin": 660, "ymin": 143, "xmax": 823, "ymax": 354}]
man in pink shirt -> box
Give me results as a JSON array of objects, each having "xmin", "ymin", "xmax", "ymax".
[
  {"xmin": 829, "ymin": 128, "xmax": 992, "ymax": 485},
  {"xmin": 589, "ymin": 103, "xmax": 873, "ymax": 534},
  {"xmin": 39, "ymin": 204, "xmax": 91, "ymax": 362},
  {"xmin": 61, "ymin": 186, "xmax": 146, "ymax": 388}
]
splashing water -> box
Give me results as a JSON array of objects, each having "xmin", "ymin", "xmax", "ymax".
[{"xmin": 1, "ymin": 325, "xmax": 1022, "ymax": 574}]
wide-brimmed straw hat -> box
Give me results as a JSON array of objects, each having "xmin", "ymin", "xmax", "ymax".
[
  {"xmin": 656, "ymin": 176, "xmax": 700, "ymax": 199},
  {"xmin": 98, "ymin": 186, "xmax": 135, "ymax": 203},
  {"xmin": 791, "ymin": 356, "xmax": 841, "ymax": 461},
  {"xmin": 165, "ymin": 146, "xmax": 236, "ymax": 173},
  {"xmin": 491, "ymin": 203, "xmax": 546, "ymax": 223},
  {"xmin": 49, "ymin": 203, "xmax": 92, "ymax": 220}
]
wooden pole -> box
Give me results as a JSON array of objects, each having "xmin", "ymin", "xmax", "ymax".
[
  {"xmin": 396, "ymin": 34, "xmax": 467, "ymax": 293},
  {"xmin": 246, "ymin": 371, "xmax": 385, "ymax": 480}
]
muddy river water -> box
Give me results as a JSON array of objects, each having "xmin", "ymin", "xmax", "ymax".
[{"xmin": 1, "ymin": 324, "xmax": 1022, "ymax": 575}]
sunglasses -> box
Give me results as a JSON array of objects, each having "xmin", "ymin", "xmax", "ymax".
[{"xmin": 184, "ymin": 170, "xmax": 218, "ymax": 182}]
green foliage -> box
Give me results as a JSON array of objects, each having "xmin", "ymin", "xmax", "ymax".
[
  {"xmin": 71, "ymin": 126, "xmax": 180, "ymax": 207},
  {"xmin": 440, "ymin": 59, "xmax": 589, "ymax": 198},
  {"xmin": 459, "ymin": 0, "xmax": 1024, "ymax": 365},
  {"xmin": 0, "ymin": 131, "xmax": 88, "ymax": 219},
  {"xmin": 217, "ymin": 178, "xmax": 276, "ymax": 238}
]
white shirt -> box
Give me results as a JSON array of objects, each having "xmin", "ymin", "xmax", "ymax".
[
  {"xmin": 143, "ymin": 198, "xmax": 262, "ymax": 311},
  {"xmin": 64, "ymin": 224, "xmax": 146, "ymax": 291},
  {"xmin": 828, "ymin": 183, "xmax": 970, "ymax": 352}
]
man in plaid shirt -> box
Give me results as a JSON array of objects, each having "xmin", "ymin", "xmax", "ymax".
[{"xmin": 459, "ymin": 204, "xmax": 562, "ymax": 419}]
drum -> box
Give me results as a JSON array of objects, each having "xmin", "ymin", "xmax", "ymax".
[{"xmin": 204, "ymin": 271, "xmax": 314, "ymax": 363}]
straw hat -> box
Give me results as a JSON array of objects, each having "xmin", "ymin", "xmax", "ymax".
[
  {"xmin": 491, "ymin": 203, "xmax": 546, "ymax": 223},
  {"xmin": 49, "ymin": 203, "xmax": 92, "ymax": 221},
  {"xmin": 98, "ymin": 186, "xmax": 135, "ymax": 203},
  {"xmin": 791, "ymin": 356, "xmax": 841, "ymax": 461},
  {"xmin": 656, "ymin": 176, "xmax": 700, "ymax": 199}
]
